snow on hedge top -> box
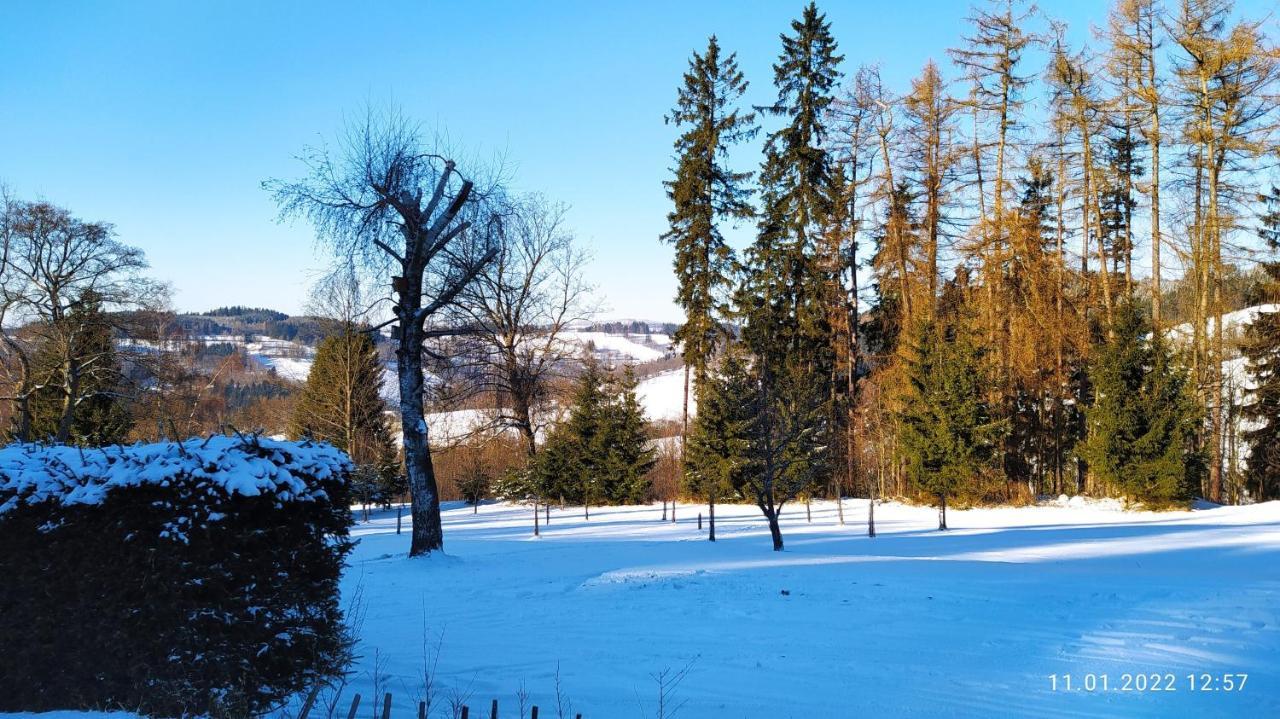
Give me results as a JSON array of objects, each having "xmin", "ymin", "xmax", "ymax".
[{"xmin": 0, "ymin": 435, "xmax": 352, "ymax": 517}]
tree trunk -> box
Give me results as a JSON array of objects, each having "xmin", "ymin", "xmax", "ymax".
[
  {"xmin": 767, "ymin": 510, "xmax": 784, "ymax": 551},
  {"xmin": 398, "ymin": 324, "xmax": 445, "ymax": 556},
  {"xmin": 55, "ymin": 356, "xmax": 80, "ymax": 443},
  {"xmin": 534, "ymin": 499, "xmax": 540, "ymax": 537},
  {"xmin": 938, "ymin": 492, "xmax": 948, "ymax": 531}
]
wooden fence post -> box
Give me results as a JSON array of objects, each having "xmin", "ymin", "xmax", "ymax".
[
  {"xmin": 381, "ymin": 693, "xmax": 391, "ymax": 719},
  {"xmin": 461, "ymin": 707, "xmax": 469, "ymax": 719},
  {"xmin": 490, "ymin": 699, "xmax": 498, "ymax": 719},
  {"xmin": 418, "ymin": 702, "xmax": 426, "ymax": 719},
  {"xmin": 345, "ymin": 694, "xmax": 361, "ymax": 719},
  {"xmin": 397, "ymin": 505, "xmax": 402, "ymax": 534},
  {"xmin": 698, "ymin": 512, "xmax": 702, "ymax": 530},
  {"xmin": 531, "ymin": 707, "xmax": 538, "ymax": 719}
]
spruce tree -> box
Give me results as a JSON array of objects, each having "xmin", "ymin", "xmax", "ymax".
[
  {"xmin": 743, "ymin": 3, "xmax": 843, "ymax": 364},
  {"xmin": 530, "ymin": 358, "xmax": 655, "ymax": 512},
  {"xmin": 663, "ymin": 34, "xmax": 756, "ymax": 406},
  {"xmin": 898, "ymin": 311, "xmax": 1002, "ymax": 530},
  {"xmin": 564, "ymin": 357, "xmax": 610, "ymax": 515},
  {"xmin": 685, "ymin": 349, "xmax": 759, "ymax": 541},
  {"xmin": 291, "ymin": 326, "xmax": 400, "ymax": 499},
  {"xmin": 26, "ymin": 290, "xmax": 132, "ymax": 446},
  {"xmin": 1241, "ymin": 186, "xmax": 1280, "ymax": 501},
  {"xmin": 600, "ymin": 366, "xmax": 657, "ymax": 505},
  {"xmin": 1080, "ymin": 303, "xmax": 1202, "ymax": 506},
  {"xmin": 1240, "ymin": 264, "xmax": 1280, "ymax": 501}
]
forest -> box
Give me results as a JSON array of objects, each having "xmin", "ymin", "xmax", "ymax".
[{"xmin": 663, "ymin": 0, "xmax": 1280, "ymax": 547}]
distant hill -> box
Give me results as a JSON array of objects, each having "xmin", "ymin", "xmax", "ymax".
[
  {"xmin": 175, "ymin": 308, "xmax": 335, "ymax": 346},
  {"xmin": 201, "ymin": 306, "xmax": 289, "ymax": 323}
]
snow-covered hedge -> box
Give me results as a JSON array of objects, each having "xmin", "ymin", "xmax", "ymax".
[{"xmin": 0, "ymin": 436, "xmax": 355, "ymax": 718}]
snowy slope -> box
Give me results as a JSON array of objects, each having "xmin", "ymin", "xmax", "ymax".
[
  {"xmin": 311, "ymin": 499, "xmax": 1280, "ymax": 719},
  {"xmin": 245, "ymin": 338, "xmax": 314, "ymax": 382},
  {"xmin": 562, "ymin": 330, "xmax": 670, "ymax": 362},
  {"xmin": 636, "ymin": 368, "xmax": 695, "ymax": 422},
  {"xmin": 1167, "ymin": 304, "xmax": 1280, "ymax": 343}
]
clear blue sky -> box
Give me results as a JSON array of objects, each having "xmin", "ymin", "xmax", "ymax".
[{"xmin": 1, "ymin": 1, "xmax": 1274, "ymax": 321}]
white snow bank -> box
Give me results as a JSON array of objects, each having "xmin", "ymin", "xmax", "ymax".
[{"xmin": 0, "ymin": 436, "xmax": 351, "ymax": 517}]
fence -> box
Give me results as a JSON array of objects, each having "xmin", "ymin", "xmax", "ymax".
[{"xmin": 296, "ymin": 688, "xmax": 583, "ymax": 719}]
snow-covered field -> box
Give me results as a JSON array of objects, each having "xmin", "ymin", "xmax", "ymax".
[
  {"xmin": 562, "ymin": 330, "xmax": 671, "ymax": 363},
  {"xmin": 636, "ymin": 368, "xmax": 695, "ymax": 422},
  {"xmin": 335, "ymin": 499, "xmax": 1280, "ymax": 718}
]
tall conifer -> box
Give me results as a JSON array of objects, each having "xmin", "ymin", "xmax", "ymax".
[
  {"xmin": 663, "ymin": 35, "xmax": 756, "ymax": 396},
  {"xmin": 291, "ymin": 326, "xmax": 400, "ymax": 498}
]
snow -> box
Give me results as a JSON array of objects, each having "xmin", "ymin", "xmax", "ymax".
[
  {"xmin": 0, "ymin": 436, "xmax": 350, "ymax": 518},
  {"xmin": 328, "ymin": 498, "xmax": 1280, "ymax": 718},
  {"xmin": 564, "ymin": 331, "xmax": 667, "ymax": 362},
  {"xmin": 1167, "ymin": 304, "xmax": 1280, "ymax": 343},
  {"xmin": 636, "ymin": 368, "xmax": 696, "ymax": 422},
  {"xmin": 1, "ymin": 714, "xmax": 141, "ymax": 719},
  {"xmin": 245, "ymin": 338, "xmax": 314, "ymax": 382}
]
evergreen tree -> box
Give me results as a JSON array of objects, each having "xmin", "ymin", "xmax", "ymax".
[
  {"xmin": 748, "ymin": 353, "xmax": 831, "ymax": 550},
  {"xmin": 1240, "ymin": 261, "xmax": 1280, "ymax": 502},
  {"xmin": 685, "ymin": 349, "xmax": 759, "ymax": 541},
  {"xmin": 743, "ymin": 2, "xmax": 843, "ymax": 361},
  {"xmin": 1241, "ymin": 186, "xmax": 1280, "ymax": 501},
  {"xmin": 1080, "ymin": 303, "xmax": 1202, "ymax": 506},
  {"xmin": 530, "ymin": 358, "xmax": 655, "ymax": 511},
  {"xmin": 563, "ymin": 357, "xmax": 611, "ymax": 513},
  {"xmin": 663, "ymin": 34, "xmax": 756, "ymax": 402},
  {"xmin": 898, "ymin": 311, "xmax": 1002, "ymax": 529},
  {"xmin": 26, "ymin": 290, "xmax": 132, "ymax": 446},
  {"xmin": 600, "ymin": 366, "xmax": 658, "ymax": 504},
  {"xmin": 291, "ymin": 326, "xmax": 401, "ymax": 500},
  {"xmin": 736, "ymin": 3, "xmax": 843, "ymax": 548}
]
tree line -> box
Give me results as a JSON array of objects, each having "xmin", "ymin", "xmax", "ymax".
[{"xmin": 663, "ymin": 0, "xmax": 1280, "ymax": 549}]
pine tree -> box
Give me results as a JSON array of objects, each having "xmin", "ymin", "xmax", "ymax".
[
  {"xmin": 663, "ymin": 35, "xmax": 756, "ymax": 425},
  {"xmin": 291, "ymin": 326, "xmax": 400, "ymax": 499},
  {"xmin": 898, "ymin": 308, "xmax": 1003, "ymax": 529},
  {"xmin": 685, "ymin": 349, "xmax": 759, "ymax": 541},
  {"xmin": 1080, "ymin": 303, "xmax": 1202, "ymax": 506}
]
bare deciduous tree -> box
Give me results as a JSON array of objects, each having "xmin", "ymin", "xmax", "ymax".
[
  {"xmin": 0, "ymin": 198, "xmax": 164, "ymax": 443},
  {"xmin": 267, "ymin": 108, "xmax": 505, "ymax": 555},
  {"xmin": 451, "ymin": 195, "xmax": 594, "ymax": 458}
]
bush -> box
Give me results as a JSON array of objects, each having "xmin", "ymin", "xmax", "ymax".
[{"xmin": 0, "ymin": 436, "xmax": 355, "ymax": 717}]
